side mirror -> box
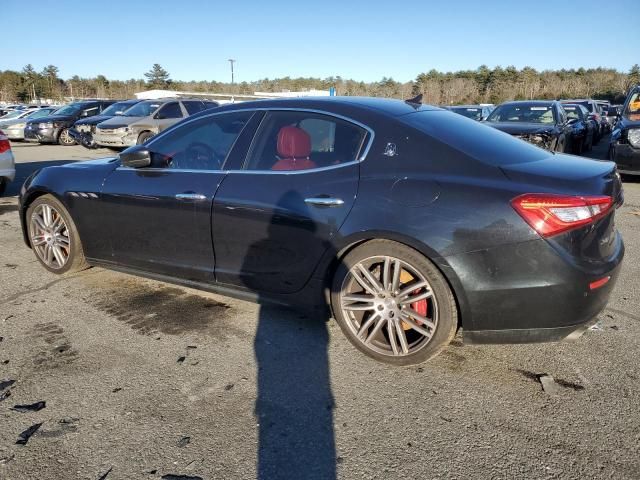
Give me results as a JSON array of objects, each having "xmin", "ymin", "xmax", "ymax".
[{"xmin": 119, "ymin": 145, "xmax": 151, "ymax": 168}]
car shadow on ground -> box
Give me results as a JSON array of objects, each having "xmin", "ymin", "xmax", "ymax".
[
  {"xmin": 242, "ymin": 190, "xmax": 337, "ymax": 480},
  {"xmin": 3, "ymin": 160, "xmax": 76, "ymax": 197}
]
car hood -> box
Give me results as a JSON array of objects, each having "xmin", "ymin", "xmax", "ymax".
[
  {"xmin": 97, "ymin": 116, "xmax": 145, "ymax": 128},
  {"xmin": 60, "ymin": 157, "xmax": 118, "ymax": 169},
  {"xmin": 27, "ymin": 114, "xmax": 74, "ymax": 124},
  {"xmin": 75, "ymin": 115, "xmax": 113, "ymax": 126},
  {"xmin": 485, "ymin": 122, "xmax": 556, "ymax": 135},
  {"xmin": 0, "ymin": 118, "xmax": 27, "ymax": 127}
]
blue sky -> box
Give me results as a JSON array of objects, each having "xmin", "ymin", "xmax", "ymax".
[{"xmin": 4, "ymin": 0, "xmax": 638, "ymax": 82}]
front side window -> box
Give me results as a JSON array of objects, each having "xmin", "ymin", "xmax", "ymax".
[
  {"xmin": 156, "ymin": 102, "xmax": 183, "ymax": 119},
  {"xmin": 245, "ymin": 111, "xmax": 367, "ymax": 171},
  {"xmin": 626, "ymin": 91, "xmax": 640, "ymax": 115},
  {"xmin": 563, "ymin": 106, "xmax": 582, "ymax": 120},
  {"xmin": 146, "ymin": 111, "xmax": 253, "ymax": 170},
  {"xmin": 123, "ymin": 101, "xmax": 162, "ymax": 117},
  {"xmin": 82, "ymin": 106, "xmax": 100, "ymax": 117}
]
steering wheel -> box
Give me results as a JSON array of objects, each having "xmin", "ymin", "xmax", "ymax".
[{"xmin": 184, "ymin": 142, "xmax": 222, "ymax": 170}]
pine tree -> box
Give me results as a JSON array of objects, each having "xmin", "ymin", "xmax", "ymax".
[{"xmin": 144, "ymin": 64, "xmax": 171, "ymax": 89}]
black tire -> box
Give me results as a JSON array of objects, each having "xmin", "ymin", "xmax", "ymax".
[
  {"xmin": 330, "ymin": 240, "xmax": 458, "ymax": 366},
  {"xmin": 57, "ymin": 128, "xmax": 76, "ymax": 146},
  {"xmin": 26, "ymin": 194, "xmax": 89, "ymax": 274},
  {"xmin": 137, "ymin": 131, "xmax": 155, "ymax": 145}
]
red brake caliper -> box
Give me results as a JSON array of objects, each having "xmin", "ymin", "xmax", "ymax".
[{"xmin": 399, "ymin": 270, "xmax": 427, "ymax": 330}]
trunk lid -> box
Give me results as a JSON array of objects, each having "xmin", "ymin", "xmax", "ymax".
[{"xmin": 502, "ymin": 153, "xmax": 623, "ymax": 270}]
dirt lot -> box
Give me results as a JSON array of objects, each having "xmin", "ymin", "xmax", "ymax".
[{"xmin": 1, "ymin": 140, "xmax": 639, "ymax": 480}]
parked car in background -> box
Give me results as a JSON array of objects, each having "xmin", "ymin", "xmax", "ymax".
[
  {"xmin": 18, "ymin": 97, "xmax": 624, "ymax": 365},
  {"xmin": 0, "ymin": 108, "xmax": 36, "ymax": 126},
  {"xmin": 484, "ymin": 100, "xmax": 572, "ymax": 152},
  {"xmin": 609, "ymin": 85, "xmax": 640, "ymax": 175},
  {"xmin": 24, "ymin": 100, "xmax": 115, "ymax": 146},
  {"xmin": 562, "ymin": 104, "xmax": 595, "ymax": 154},
  {"xmin": 0, "ymin": 105, "xmax": 23, "ymax": 117},
  {"xmin": 561, "ymin": 99, "xmax": 605, "ymax": 144},
  {"xmin": 0, "ymin": 107, "xmax": 59, "ymax": 141},
  {"xmin": 603, "ymin": 104, "xmax": 621, "ymax": 129},
  {"xmin": 94, "ymin": 98, "xmax": 219, "ymax": 148},
  {"xmin": 446, "ymin": 105, "xmax": 493, "ymax": 121},
  {"xmin": 69, "ymin": 99, "xmax": 141, "ymax": 149},
  {"xmin": 0, "ymin": 130, "xmax": 15, "ymax": 196}
]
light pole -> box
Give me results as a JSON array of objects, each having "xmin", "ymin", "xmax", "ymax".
[{"xmin": 228, "ymin": 59, "xmax": 236, "ymax": 84}]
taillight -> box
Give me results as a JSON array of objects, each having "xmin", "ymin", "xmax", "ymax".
[
  {"xmin": 0, "ymin": 130, "xmax": 10, "ymax": 154},
  {"xmin": 511, "ymin": 194, "xmax": 613, "ymax": 237}
]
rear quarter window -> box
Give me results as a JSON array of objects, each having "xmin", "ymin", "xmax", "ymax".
[{"xmin": 399, "ymin": 111, "xmax": 549, "ymax": 166}]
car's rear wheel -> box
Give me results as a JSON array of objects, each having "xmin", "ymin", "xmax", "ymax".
[
  {"xmin": 331, "ymin": 240, "xmax": 457, "ymax": 365},
  {"xmin": 57, "ymin": 128, "xmax": 76, "ymax": 146},
  {"xmin": 26, "ymin": 195, "xmax": 88, "ymax": 274},
  {"xmin": 137, "ymin": 131, "xmax": 154, "ymax": 144}
]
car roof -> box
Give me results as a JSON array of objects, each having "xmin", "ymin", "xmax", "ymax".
[
  {"xmin": 498, "ymin": 100, "xmax": 557, "ymax": 106},
  {"xmin": 208, "ymin": 96, "xmax": 441, "ymax": 118}
]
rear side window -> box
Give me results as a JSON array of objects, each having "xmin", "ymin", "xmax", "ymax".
[
  {"xmin": 156, "ymin": 102, "xmax": 183, "ymax": 119},
  {"xmin": 245, "ymin": 111, "xmax": 367, "ymax": 171},
  {"xmin": 182, "ymin": 101, "xmax": 205, "ymax": 115},
  {"xmin": 400, "ymin": 111, "xmax": 549, "ymax": 166}
]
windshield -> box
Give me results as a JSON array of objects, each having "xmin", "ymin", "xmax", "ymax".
[
  {"xmin": 450, "ymin": 107, "xmax": 482, "ymax": 120},
  {"xmin": 487, "ymin": 104, "xmax": 556, "ymax": 124},
  {"xmin": 27, "ymin": 108, "xmax": 56, "ymax": 119},
  {"xmin": 625, "ymin": 91, "xmax": 640, "ymax": 115},
  {"xmin": 122, "ymin": 101, "xmax": 161, "ymax": 117},
  {"xmin": 53, "ymin": 104, "xmax": 81, "ymax": 116},
  {"xmin": 101, "ymin": 102, "xmax": 133, "ymax": 116},
  {"xmin": 0, "ymin": 110, "xmax": 26, "ymax": 120}
]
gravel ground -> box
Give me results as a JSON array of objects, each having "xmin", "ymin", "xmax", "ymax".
[{"xmin": 1, "ymin": 139, "xmax": 639, "ymax": 480}]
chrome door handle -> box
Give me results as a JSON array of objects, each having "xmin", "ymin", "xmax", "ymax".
[
  {"xmin": 175, "ymin": 193, "xmax": 207, "ymax": 201},
  {"xmin": 304, "ymin": 197, "xmax": 345, "ymax": 207}
]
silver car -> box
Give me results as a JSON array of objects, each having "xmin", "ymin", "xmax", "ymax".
[
  {"xmin": 94, "ymin": 98, "xmax": 218, "ymax": 147},
  {"xmin": 0, "ymin": 130, "xmax": 15, "ymax": 195},
  {"xmin": 0, "ymin": 107, "xmax": 59, "ymax": 140}
]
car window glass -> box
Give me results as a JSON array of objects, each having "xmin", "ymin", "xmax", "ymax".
[
  {"xmin": 245, "ymin": 111, "xmax": 367, "ymax": 171},
  {"xmin": 563, "ymin": 106, "xmax": 580, "ymax": 120},
  {"xmin": 487, "ymin": 104, "xmax": 555, "ymax": 124},
  {"xmin": 147, "ymin": 111, "xmax": 253, "ymax": 171},
  {"xmin": 183, "ymin": 101, "xmax": 204, "ymax": 115},
  {"xmin": 156, "ymin": 102, "xmax": 183, "ymax": 119},
  {"xmin": 83, "ymin": 106, "xmax": 99, "ymax": 117},
  {"xmin": 626, "ymin": 92, "xmax": 640, "ymax": 114}
]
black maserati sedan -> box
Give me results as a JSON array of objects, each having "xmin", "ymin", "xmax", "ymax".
[
  {"xmin": 484, "ymin": 100, "xmax": 573, "ymax": 152},
  {"xmin": 609, "ymin": 85, "xmax": 640, "ymax": 175},
  {"xmin": 18, "ymin": 97, "xmax": 624, "ymax": 365},
  {"xmin": 69, "ymin": 99, "xmax": 141, "ymax": 149}
]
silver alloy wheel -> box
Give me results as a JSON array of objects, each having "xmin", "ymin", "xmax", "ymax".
[
  {"xmin": 29, "ymin": 204, "xmax": 70, "ymax": 269},
  {"xmin": 59, "ymin": 129, "xmax": 74, "ymax": 145},
  {"xmin": 339, "ymin": 255, "xmax": 438, "ymax": 357}
]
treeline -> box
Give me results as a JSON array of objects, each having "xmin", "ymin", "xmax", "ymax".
[{"xmin": 1, "ymin": 63, "xmax": 639, "ymax": 105}]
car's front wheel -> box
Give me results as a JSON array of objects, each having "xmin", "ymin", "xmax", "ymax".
[
  {"xmin": 57, "ymin": 128, "xmax": 76, "ymax": 146},
  {"xmin": 137, "ymin": 131, "xmax": 154, "ymax": 144},
  {"xmin": 26, "ymin": 195, "xmax": 89, "ymax": 274},
  {"xmin": 331, "ymin": 240, "xmax": 458, "ymax": 365}
]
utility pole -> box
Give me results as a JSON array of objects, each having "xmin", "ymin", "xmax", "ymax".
[{"xmin": 228, "ymin": 59, "xmax": 236, "ymax": 84}]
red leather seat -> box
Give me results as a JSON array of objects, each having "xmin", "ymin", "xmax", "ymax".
[{"xmin": 271, "ymin": 126, "xmax": 317, "ymax": 171}]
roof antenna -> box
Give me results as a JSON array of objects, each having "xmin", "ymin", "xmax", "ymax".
[{"xmin": 405, "ymin": 93, "xmax": 423, "ymax": 106}]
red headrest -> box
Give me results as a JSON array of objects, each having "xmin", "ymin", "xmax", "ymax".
[{"xmin": 277, "ymin": 126, "xmax": 311, "ymax": 159}]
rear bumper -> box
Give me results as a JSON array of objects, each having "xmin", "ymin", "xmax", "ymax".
[
  {"xmin": 612, "ymin": 143, "xmax": 640, "ymax": 174},
  {"xmin": 0, "ymin": 154, "xmax": 16, "ymax": 181},
  {"xmin": 443, "ymin": 233, "xmax": 624, "ymax": 344},
  {"xmin": 5, "ymin": 127, "xmax": 25, "ymax": 140}
]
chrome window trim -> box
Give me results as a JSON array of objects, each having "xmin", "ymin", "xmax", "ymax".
[{"xmin": 137, "ymin": 107, "xmax": 376, "ymax": 175}]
